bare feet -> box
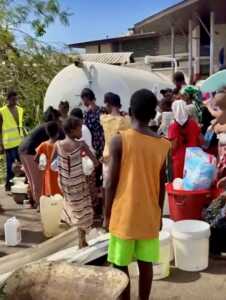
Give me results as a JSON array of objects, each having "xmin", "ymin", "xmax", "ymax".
[
  {"xmin": 78, "ymin": 229, "xmax": 88, "ymax": 249},
  {"xmin": 79, "ymin": 239, "xmax": 88, "ymax": 249}
]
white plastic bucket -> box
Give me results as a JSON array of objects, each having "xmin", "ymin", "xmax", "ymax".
[
  {"xmin": 128, "ymin": 231, "xmax": 171, "ymax": 280},
  {"xmin": 11, "ymin": 177, "xmax": 25, "ymax": 185},
  {"xmin": 153, "ymin": 231, "xmax": 171, "ymax": 280},
  {"xmin": 172, "ymin": 220, "xmax": 210, "ymax": 271},
  {"xmin": 163, "ymin": 194, "xmax": 169, "ymax": 216},
  {"xmin": 40, "ymin": 194, "xmax": 64, "ymax": 238},
  {"xmin": 11, "ymin": 183, "xmax": 28, "ymax": 194},
  {"xmin": 162, "ymin": 218, "xmax": 175, "ymax": 261}
]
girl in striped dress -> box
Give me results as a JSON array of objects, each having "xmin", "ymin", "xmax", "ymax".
[{"xmin": 55, "ymin": 117, "xmax": 98, "ymax": 248}]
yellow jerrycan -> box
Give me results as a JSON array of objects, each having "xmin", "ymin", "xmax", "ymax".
[{"xmin": 40, "ymin": 194, "xmax": 64, "ymax": 238}]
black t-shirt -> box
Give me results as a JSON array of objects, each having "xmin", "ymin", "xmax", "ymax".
[{"xmin": 19, "ymin": 123, "xmax": 64, "ymax": 155}]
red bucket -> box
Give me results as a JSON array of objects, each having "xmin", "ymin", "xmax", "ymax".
[{"xmin": 166, "ymin": 183, "xmax": 219, "ymax": 221}]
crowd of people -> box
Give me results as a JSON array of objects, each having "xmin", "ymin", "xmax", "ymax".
[
  {"xmin": 0, "ymin": 69, "xmax": 226, "ymax": 299},
  {"xmin": 0, "ymin": 89, "xmax": 133, "ymax": 235},
  {"xmin": 156, "ymin": 72, "xmax": 220, "ymax": 181}
]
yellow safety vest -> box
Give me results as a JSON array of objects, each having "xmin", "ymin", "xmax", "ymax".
[{"xmin": 0, "ymin": 105, "xmax": 24, "ymax": 149}]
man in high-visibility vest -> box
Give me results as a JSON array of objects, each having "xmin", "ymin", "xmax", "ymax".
[{"xmin": 0, "ymin": 91, "xmax": 24, "ymax": 191}]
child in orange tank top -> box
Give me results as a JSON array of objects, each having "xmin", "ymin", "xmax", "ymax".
[{"xmin": 105, "ymin": 89, "xmax": 170, "ymax": 300}]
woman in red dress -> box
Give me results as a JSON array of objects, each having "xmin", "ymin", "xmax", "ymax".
[{"xmin": 168, "ymin": 100, "xmax": 203, "ymax": 179}]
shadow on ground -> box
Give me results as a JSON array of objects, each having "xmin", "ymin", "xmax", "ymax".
[
  {"xmin": 203, "ymin": 258, "xmax": 226, "ymax": 275},
  {"xmin": 0, "ymin": 229, "xmax": 45, "ymax": 251},
  {"xmin": 163, "ymin": 267, "xmax": 201, "ymax": 283},
  {"xmin": 2, "ymin": 209, "xmax": 40, "ymax": 222},
  {"xmin": 21, "ymin": 229, "xmax": 46, "ymax": 244},
  {"xmin": 0, "ymin": 251, "xmax": 7, "ymax": 257}
]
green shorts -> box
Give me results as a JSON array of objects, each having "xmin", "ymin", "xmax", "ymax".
[{"xmin": 108, "ymin": 234, "xmax": 160, "ymax": 267}]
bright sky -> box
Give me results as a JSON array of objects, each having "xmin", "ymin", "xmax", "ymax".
[{"xmin": 40, "ymin": 0, "xmax": 181, "ymax": 48}]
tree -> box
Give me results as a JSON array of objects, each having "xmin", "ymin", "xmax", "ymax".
[
  {"xmin": 0, "ymin": 0, "xmax": 71, "ymax": 38},
  {"xmin": 0, "ymin": 0, "xmax": 73, "ymax": 128}
]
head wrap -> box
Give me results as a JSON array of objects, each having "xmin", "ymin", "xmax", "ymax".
[
  {"xmin": 172, "ymin": 100, "xmax": 189, "ymax": 126},
  {"xmin": 181, "ymin": 85, "xmax": 199, "ymax": 96}
]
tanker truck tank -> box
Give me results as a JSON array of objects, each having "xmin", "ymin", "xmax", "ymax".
[{"xmin": 44, "ymin": 62, "xmax": 173, "ymax": 112}]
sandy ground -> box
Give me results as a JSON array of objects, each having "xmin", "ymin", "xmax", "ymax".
[
  {"xmin": 0, "ymin": 187, "xmax": 226, "ymax": 299},
  {"xmin": 130, "ymin": 260, "xmax": 226, "ymax": 300},
  {"xmin": 0, "ymin": 186, "xmax": 45, "ymax": 257}
]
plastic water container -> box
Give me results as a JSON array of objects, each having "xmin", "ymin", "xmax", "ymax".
[
  {"xmin": 11, "ymin": 183, "xmax": 29, "ymax": 205},
  {"xmin": 172, "ymin": 220, "xmax": 210, "ymax": 271},
  {"xmin": 173, "ymin": 178, "xmax": 183, "ymax": 190},
  {"xmin": 4, "ymin": 217, "xmax": 22, "ymax": 246},
  {"xmin": 162, "ymin": 218, "xmax": 175, "ymax": 261},
  {"xmin": 166, "ymin": 183, "xmax": 214, "ymax": 221},
  {"xmin": 11, "ymin": 177, "xmax": 25, "ymax": 185},
  {"xmin": 153, "ymin": 231, "xmax": 171, "ymax": 280},
  {"xmin": 82, "ymin": 156, "xmax": 94, "ymax": 176},
  {"xmin": 11, "ymin": 184, "xmax": 28, "ymax": 194},
  {"xmin": 129, "ymin": 231, "xmax": 171, "ymax": 281},
  {"xmin": 39, "ymin": 154, "xmax": 47, "ymax": 171},
  {"xmin": 163, "ymin": 194, "xmax": 170, "ymax": 216},
  {"xmin": 162, "ymin": 218, "xmax": 175, "ymax": 233},
  {"xmin": 51, "ymin": 157, "xmax": 58, "ymax": 172},
  {"xmin": 40, "ymin": 194, "xmax": 64, "ymax": 238}
]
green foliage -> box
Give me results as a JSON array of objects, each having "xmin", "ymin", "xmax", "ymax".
[
  {"xmin": 0, "ymin": 0, "xmax": 72, "ymax": 37},
  {"xmin": 0, "ymin": 0, "xmax": 73, "ymax": 129},
  {"xmin": 0, "ymin": 154, "xmax": 6, "ymax": 184},
  {"xmin": 0, "ymin": 48, "xmax": 73, "ymax": 128},
  {"xmin": 31, "ymin": 20, "xmax": 47, "ymax": 37}
]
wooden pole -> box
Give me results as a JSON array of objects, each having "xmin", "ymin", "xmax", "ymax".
[
  {"xmin": 210, "ymin": 11, "xmax": 215, "ymax": 75},
  {"xmin": 193, "ymin": 25, "xmax": 200, "ymax": 78},
  {"xmin": 171, "ymin": 25, "xmax": 175, "ymax": 75},
  {"xmin": 188, "ymin": 19, "xmax": 193, "ymax": 84}
]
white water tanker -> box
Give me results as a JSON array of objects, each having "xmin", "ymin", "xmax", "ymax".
[{"xmin": 44, "ymin": 62, "xmax": 173, "ymax": 111}]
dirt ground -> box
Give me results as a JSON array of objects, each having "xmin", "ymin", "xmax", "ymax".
[
  {"xmin": 0, "ymin": 186, "xmax": 45, "ymax": 257},
  {"xmin": 131, "ymin": 260, "xmax": 226, "ymax": 300},
  {"xmin": 0, "ymin": 187, "xmax": 226, "ymax": 299}
]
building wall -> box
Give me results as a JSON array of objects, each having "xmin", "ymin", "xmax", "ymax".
[
  {"xmin": 157, "ymin": 34, "xmax": 188, "ymax": 55},
  {"xmin": 100, "ymin": 43, "xmax": 112, "ymax": 53},
  {"xmin": 84, "ymin": 34, "xmax": 188, "ymax": 57},
  {"xmin": 86, "ymin": 45, "xmax": 99, "ymax": 54},
  {"xmin": 121, "ymin": 38, "xmax": 159, "ymax": 57},
  {"xmin": 214, "ymin": 24, "xmax": 226, "ymax": 70}
]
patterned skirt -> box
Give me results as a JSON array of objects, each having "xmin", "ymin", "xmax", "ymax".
[{"xmin": 58, "ymin": 147, "xmax": 93, "ymax": 232}]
